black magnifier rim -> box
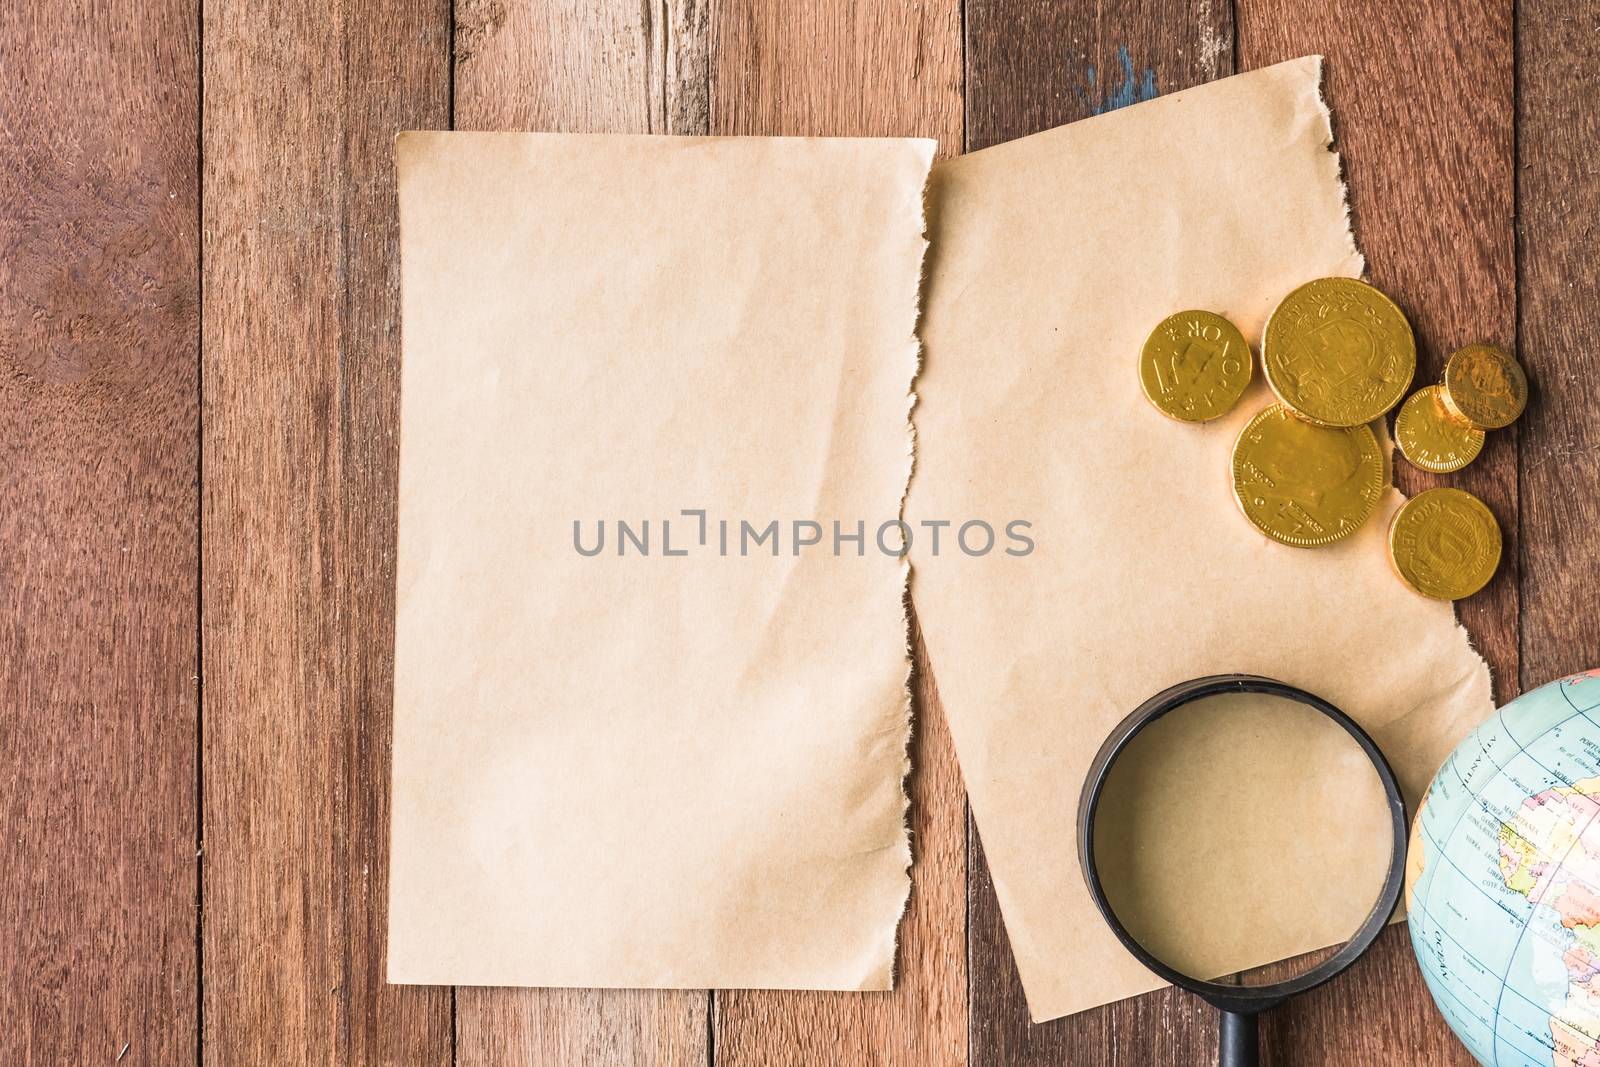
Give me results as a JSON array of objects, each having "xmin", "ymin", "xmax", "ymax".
[{"xmin": 1076, "ymin": 674, "xmax": 1409, "ymax": 1016}]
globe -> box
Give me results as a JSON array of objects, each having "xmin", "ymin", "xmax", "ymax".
[{"xmin": 1409, "ymin": 670, "xmax": 1600, "ymax": 1067}]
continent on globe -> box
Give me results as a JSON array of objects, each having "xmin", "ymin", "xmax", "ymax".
[
  {"xmin": 1500, "ymin": 778, "xmax": 1600, "ymax": 1067},
  {"xmin": 1409, "ymin": 670, "xmax": 1600, "ymax": 1067}
]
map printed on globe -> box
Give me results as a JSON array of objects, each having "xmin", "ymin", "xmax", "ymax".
[{"xmin": 1409, "ymin": 670, "xmax": 1600, "ymax": 1067}]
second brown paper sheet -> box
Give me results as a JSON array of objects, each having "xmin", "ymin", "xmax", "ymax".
[
  {"xmin": 389, "ymin": 133, "xmax": 932, "ymax": 990},
  {"xmin": 909, "ymin": 57, "xmax": 1494, "ymax": 1021}
]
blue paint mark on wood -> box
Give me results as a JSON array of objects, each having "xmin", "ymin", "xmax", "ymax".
[{"xmin": 1079, "ymin": 45, "xmax": 1159, "ymax": 115}]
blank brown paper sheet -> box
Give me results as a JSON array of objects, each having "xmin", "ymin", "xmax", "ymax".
[
  {"xmin": 389, "ymin": 133, "xmax": 933, "ymax": 990},
  {"xmin": 908, "ymin": 56, "xmax": 1493, "ymax": 1022}
]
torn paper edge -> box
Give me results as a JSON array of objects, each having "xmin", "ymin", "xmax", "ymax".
[
  {"xmin": 880, "ymin": 139, "xmax": 939, "ymax": 988},
  {"xmin": 1307, "ymin": 54, "xmax": 1367, "ymax": 281},
  {"xmin": 1309, "ymin": 54, "xmax": 1497, "ymax": 705}
]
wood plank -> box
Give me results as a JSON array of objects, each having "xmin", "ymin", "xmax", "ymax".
[
  {"xmin": 1519, "ymin": 2, "xmax": 1600, "ymax": 687},
  {"xmin": 200, "ymin": 0, "xmax": 454, "ymax": 1062},
  {"xmin": 339, "ymin": 5, "xmax": 459, "ymax": 1064},
  {"xmin": 450, "ymin": 3, "xmax": 711, "ymax": 1061},
  {"xmin": 455, "ymin": 0, "xmax": 708, "ymax": 135},
  {"xmin": 0, "ymin": 3, "xmax": 199, "ymax": 1063},
  {"xmin": 960, "ymin": 3, "xmax": 1234, "ymax": 1062},
  {"xmin": 710, "ymin": 0, "xmax": 963, "ymax": 141},
  {"xmin": 1245, "ymin": 926, "xmax": 1470, "ymax": 1066},
  {"xmin": 707, "ymin": 4, "xmax": 965, "ymax": 1062},
  {"xmin": 1235, "ymin": 2, "xmax": 1515, "ymax": 1063},
  {"xmin": 964, "ymin": 0, "xmax": 1233, "ymax": 151}
]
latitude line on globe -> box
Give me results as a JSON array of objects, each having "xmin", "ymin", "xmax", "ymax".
[
  {"xmin": 1436, "ymin": 967, "xmax": 1557, "ymax": 1065},
  {"xmin": 1451, "ymin": 721, "xmax": 1584, "ymax": 794},
  {"xmin": 1468, "ymin": 711, "xmax": 1600, "ymax": 902},
  {"xmin": 1437, "ymin": 731, "xmax": 1600, "ymax": 883},
  {"xmin": 1484, "ymin": 707, "xmax": 1600, "ymax": 1067},
  {"xmin": 1411, "ymin": 816, "xmax": 1572, "ymax": 1044},
  {"xmin": 1418, "ymin": 877, "xmax": 1587, "ymax": 1046},
  {"xmin": 1419, "ymin": 808, "xmax": 1600, "ymax": 1004},
  {"xmin": 1420, "ymin": 707, "xmax": 1564, "ymax": 927},
  {"xmin": 1418, "ymin": 821, "xmax": 1532, "ymax": 923},
  {"xmin": 1420, "ymin": 704, "xmax": 1600, "ymax": 1058},
  {"xmin": 1558, "ymin": 682, "xmax": 1600, "ymax": 717},
  {"xmin": 1420, "ymin": 700, "xmax": 1595, "ymax": 926},
  {"xmin": 1423, "ymin": 919, "xmax": 1556, "ymax": 1049},
  {"xmin": 1414, "ymin": 702, "xmax": 1596, "ymax": 1064},
  {"xmin": 1422, "ymin": 960, "xmax": 1554, "ymax": 1064}
]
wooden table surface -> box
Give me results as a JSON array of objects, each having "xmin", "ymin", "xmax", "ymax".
[{"xmin": 5, "ymin": 0, "xmax": 1597, "ymax": 1063}]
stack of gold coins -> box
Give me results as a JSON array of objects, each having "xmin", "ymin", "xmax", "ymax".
[
  {"xmin": 1138, "ymin": 277, "xmax": 1525, "ymax": 601},
  {"xmin": 1393, "ymin": 343, "xmax": 1528, "ymax": 474},
  {"xmin": 1441, "ymin": 343, "xmax": 1529, "ymax": 431},
  {"xmin": 1394, "ymin": 386, "xmax": 1483, "ymax": 474}
]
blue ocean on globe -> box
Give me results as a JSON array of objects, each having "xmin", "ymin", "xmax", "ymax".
[{"xmin": 1409, "ymin": 670, "xmax": 1600, "ymax": 1067}]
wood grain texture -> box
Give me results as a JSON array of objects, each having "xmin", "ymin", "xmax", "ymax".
[
  {"xmin": 960, "ymin": 3, "xmax": 1235, "ymax": 1062},
  {"xmin": 707, "ymin": 5, "xmax": 966, "ymax": 1062},
  {"xmin": 459, "ymin": 987, "xmax": 709, "ymax": 1067},
  {"xmin": 1249, "ymin": 926, "xmax": 1466, "ymax": 1067},
  {"xmin": 1518, "ymin": 1, "xmax": 1600, "ymax": 687},
  {"xmin": 0, "ymin": 3, "xmax": 199, "ymax": 1064},
  {"xmin": 455, "ymin": 0, "xmax": 708, "ymax": 135},
  {"xmin": 449, "ymin": 3, "xmax": 712, "ymax": 1062},
  {"xmin": 711, "ymin": 0, "xmax": 963, "ymax": 141},
  {"xmin": 200, "ymin": 0, "xmax": 453, "ymax": 1062},
  {"xmin": 1236, "ymin": 2, "xmax": 1515, "ymax": 1063}
]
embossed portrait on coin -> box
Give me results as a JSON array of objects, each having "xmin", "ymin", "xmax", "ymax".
[{"xmin": 1257, "ymin": 414, "xmax": 1363, "ymax": 509}]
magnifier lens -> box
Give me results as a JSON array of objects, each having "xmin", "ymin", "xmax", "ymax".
[{"xmin": 1089, "ymin": 689, "xmax": 1397, "ymax": 987}]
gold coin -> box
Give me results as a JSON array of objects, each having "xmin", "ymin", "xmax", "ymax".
[
  {"xmin": 1387, "ymin": 487, "xmax": 1501, "ymax": 600},
  {"xmin": 1395, "ymin": 385, "xmax": 1485, "ymax": 473},
  {"xmin": 1441, "ymin": 343, "xmax": 1528, "ymax": 429},
  {"xmin": 1262, "ymin": 277, "xmax": 1416, "ymax": 427},
  {"xmin": 1231, "ymin": 403, "xmax": 1387, "ymax": 548},
  {"xmin": 1139, "ymin": 310, "xmax": 1253, "ymax": 422}
]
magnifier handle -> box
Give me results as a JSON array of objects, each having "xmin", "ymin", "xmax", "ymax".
[{"xmin": 1219, "ymin": 1010, "xmax": 1259, "ymax": 1067}]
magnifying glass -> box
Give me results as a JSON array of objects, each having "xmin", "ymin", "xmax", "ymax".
[{"xmin": 1077, "ymin": 675, "xmax": 1407, "ymax": 1067}]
